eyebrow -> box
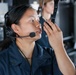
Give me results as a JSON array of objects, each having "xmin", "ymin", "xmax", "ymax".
[
  {"xmin": 28, "ymin": 15, "xmax": 39, "ymax": 20},
  {"xmin": 28, "ymin": 15, "xmax": 35, "ymax": 18}
]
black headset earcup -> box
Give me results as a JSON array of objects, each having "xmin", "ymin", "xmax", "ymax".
[
  {"xmin": 4, "ymin": 12, "xmax": 16, "ymax": 38},
  {"xmin": 5, "ymin": 26, "xmax": 15, "ymax": 38},
  {"xmin": 5, "ymin": 27, "xmax": 12, "ymax": 37}
]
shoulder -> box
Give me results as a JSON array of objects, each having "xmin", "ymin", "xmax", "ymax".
[
  {"xmin": 36, "ymin": 43, "xmax": 54, "ymax": 57},
  {"xmin": 0, "ymin": 41, "xmax": 15, "ymax": 60},
  {"xmin": 0, "ymin": 48, "xmax": 10, "ymax": 63},
  {"xmin": 0, "ymin": 48, "xmax": 9, "ymax": 73},
  {"xmin": 0, "ymin": 42, "xmax": 13, "ymax": 65},
  {"xmin": 0, "ymin": 47, "xmax": 9, "ymax": 56}
]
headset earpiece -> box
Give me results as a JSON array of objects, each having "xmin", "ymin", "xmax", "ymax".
[{"xmin": 4, "ymin": 12, "xmax": 15, "ymax": 38}]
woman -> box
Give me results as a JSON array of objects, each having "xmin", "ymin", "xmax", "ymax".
[
  {"xmin": 0, "ymin": 5, "xmax": 75, "ymax": 75},
  {"xmin": 36, "ymin": 0, "xmax": 56, "ymax": 48}
]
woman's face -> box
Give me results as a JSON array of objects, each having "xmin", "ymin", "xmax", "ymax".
[
  {"xmin": 14, "ymin": 9, "xmax": 42, "ymax": 41},
  {"xmin": 43, "ymin": 0, "xmax": 54, "ymax": 14}
]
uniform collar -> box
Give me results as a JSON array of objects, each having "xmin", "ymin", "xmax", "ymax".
[
  {"xmin": 9, "ymin": 41, "xmax": 52, "ymax": 74},
  {"xmin": 9, "ymin": 41, "xmax": 24, "ymax": 66}
]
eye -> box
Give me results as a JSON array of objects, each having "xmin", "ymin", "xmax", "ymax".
[
  {"xmin": 30, "ymin": 19, "xmax": 34, "ymax": 23},
  {"xmin": 29, "ymin": 18, "xmax": 34, "ymax": 23},
  {"xmin": 31, "ymin": 19, "xmax": 34, "ymax": 23}
]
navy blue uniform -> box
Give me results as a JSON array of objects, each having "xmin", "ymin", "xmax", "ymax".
[
  {"xmin": 36, "ymin": 16, "xmax": 51, "ymax": 48},
  {"xmin": 0, "ymin": 41, "xmax": 62, "ymax": 75}
]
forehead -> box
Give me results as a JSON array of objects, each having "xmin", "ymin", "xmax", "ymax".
[
  {"xmin": 47, "ymin": 0, "xmax": 54, "ymax": 3},
  {"xmin": 23, "ymin": 9, "xmax": 38, "ymax": 18},
  {"xmin": 47, "ymin": 0, "xmax": 54, "ymax": 4},
  {"xmin": 44, "ymin": 0, "xmax": 54, "ymax": 3},
  {"xmin": 19, "ymin": 8, "xmax": 38, "ymax": 23}
]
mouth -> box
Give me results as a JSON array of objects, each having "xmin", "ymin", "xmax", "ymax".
[{"xmin": 36, "ymin": 28, "xmax": 42, "ymax": 34}]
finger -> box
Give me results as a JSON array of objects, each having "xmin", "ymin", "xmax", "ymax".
[
  {"xmin": 46, "ymin": 20, "xmax": 57, "ymax": 31},
  {"xmin": 45, "ymin": 21, "xmax": 53, "ymax": 30},
  {"xmin": 44, "ymin": 22, "xmax": 53, "ymax": 35},
  {"xmin": 55, "ymin": 24, "xmax": 61, "ymax": 32},
  {"xmin": 48, "ymin": 20, "xmax": 55, "ymax": 25},
  {"xmin": 46, "ymin": 20, "xmax": 54, "ymax": 29},
  {"xmin": 43, "ymin": 25, "xmax": 51, "ymax": 36}
]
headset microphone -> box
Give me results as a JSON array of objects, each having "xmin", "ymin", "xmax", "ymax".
[
  {"xmin": 17, "ymin": 32, "xmax": 36, "ymax": 38},
  {"xmin": 29, "ymin": 32, "xmax": 36, "ymax": 37}
]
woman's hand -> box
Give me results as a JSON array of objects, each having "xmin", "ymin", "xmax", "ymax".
[
  {"xmin": 43, "ymin": 20, "xmax": 64, "ymax": 50},
  {"xmin": 43, "ymin": 20, "xmax": 75, "ymax": 75}
]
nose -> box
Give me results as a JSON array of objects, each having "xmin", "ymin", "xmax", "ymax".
[{"xmin": 33, "ymin": 20, "xmax": 41, "ymax": 28}]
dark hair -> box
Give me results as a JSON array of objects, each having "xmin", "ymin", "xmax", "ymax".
[
  {"xmin": 5, "ymin": 5, "xmax": 33, "ymax": 27},
  {"xmin": 5, "ymin": 5, "xmax": 33, "ymax": 37},
  {"xmin": 0, "ymin": 5, "xmax": 33, "ymax": 50}
]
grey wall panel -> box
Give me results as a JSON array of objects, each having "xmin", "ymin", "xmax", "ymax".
[{"xmin": 58, "ymin": 1, "xmax": 74, "ymax": 38}]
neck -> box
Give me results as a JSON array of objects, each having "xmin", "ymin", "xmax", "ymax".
[
  {"xmin": 16, "ymin": 38, "xmax": 35, "ymax": 59},
  {"xmin": 42, "ymin": 11, "xmax": 51, "ymax": 20}
]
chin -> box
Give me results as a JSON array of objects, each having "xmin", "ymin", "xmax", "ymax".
[{"xmin": 34, "ymin": 35, "xmax": 41, "ymax": 41}]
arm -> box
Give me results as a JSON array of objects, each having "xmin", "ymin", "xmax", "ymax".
[{"xmin": 43, "ymin": 20, "xmax": 75, "ymax": 75}]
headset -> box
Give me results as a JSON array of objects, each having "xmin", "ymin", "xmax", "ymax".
[
  {"xmin": 4, "ymin": 9, "xmax": 36, "ymax": 38},
  {"xmin": 4, "ymin": 11, "xmax": 16, "ymax": 38}
]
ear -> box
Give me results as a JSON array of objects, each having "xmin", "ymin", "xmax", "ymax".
[
  {"xmin": 42, "ymin": 3, "xmax": 46, "ymax": 9},
  {"xmin": 11, "ymin": 24, "xmax": 20, "ymax": 34},
  {"xmin": 42, "ymin": 4, "xmax": 44, "ymax": 9}
]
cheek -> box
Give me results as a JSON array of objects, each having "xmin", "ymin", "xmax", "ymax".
[
  {"xmin": 22, "ymin": 25, "xmax": 34, "ymax": 33},
  {"xmin": 46, "ymin": 6, "xmax": 54, "ymax": 14},
  {"xmin": 48, "ymin": 5, "xmax": 54, "ymax": 10},
  {"xmin": 18, "ymin": 26, "xmax": 29, "ymax": 36}
]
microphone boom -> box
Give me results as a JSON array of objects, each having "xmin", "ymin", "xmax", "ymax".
[
  {"xmin": 17, "ymin": 32, "xmax": 36, "ymax": 38},
  {"xmin": 29, "ymin": 32, "xmax": 36, "ymax": 37}
]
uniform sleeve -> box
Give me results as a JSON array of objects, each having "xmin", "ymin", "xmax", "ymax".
[
  {"xmin": 45, "ymin": 48, "xmax": 63, "ymax": 75},
  {"xmin": 52, "ymin": 51, "xmax": 63, "ymax": 75},
  {"xmin": 0, "ymin": 63, "xmax": 4, "ymax": 75},
  {"xmin": 0, "ymin": 54, "xmax": 6, "ymax": 75},
  {"xmin": 0, "ymin": 72, "xmax": 3, "ymax": 75}
]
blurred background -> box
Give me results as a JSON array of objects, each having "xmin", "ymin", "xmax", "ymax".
[{"xmin": 0, "ymin": 0, "xmax": 76, "ymax": 67}]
